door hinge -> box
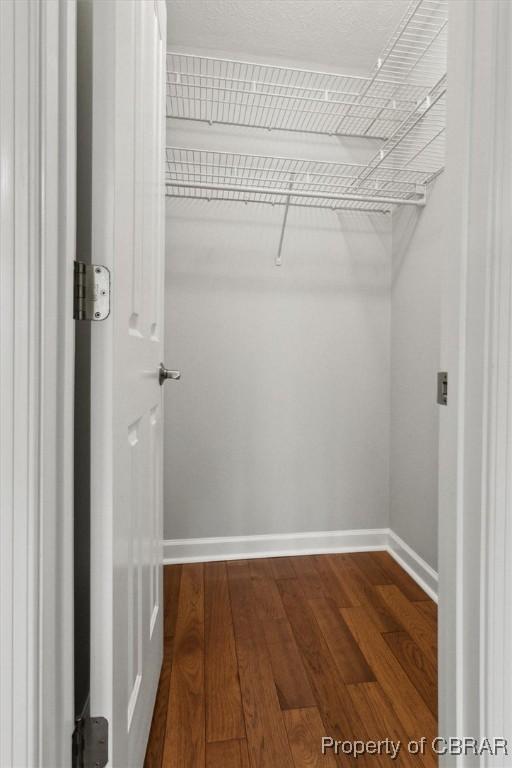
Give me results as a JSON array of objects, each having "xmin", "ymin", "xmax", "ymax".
[
  {"xmin": 73, "ymin": 261, "xmax": 111, "ymax": 321},
  {"xmin": 72, "ymin": 716, "xmax": 108, "ymax": 768},
  {"xmin": 437, "ymin": 371, "xmax": 448, "ymax": 405}
]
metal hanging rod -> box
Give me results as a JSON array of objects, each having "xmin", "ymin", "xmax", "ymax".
[{"xmin": 166, "ymin": 178, "xmax": 426, "ymax": 207}]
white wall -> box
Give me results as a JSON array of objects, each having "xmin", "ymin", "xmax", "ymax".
[
  {"xmin": 164, "ymin": 119, "xmax": 391, "ymax": 540},
  {"xmin": 390, "ymin": 176, "xmax": 445, "ymax": 570}
]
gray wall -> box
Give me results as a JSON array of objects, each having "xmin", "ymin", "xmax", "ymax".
[
  {"xmin": 390, "ymin": 176, "xmax": 445, "ymax": 570},
  {"xmin": 164, "ymin": 114, "xmax": 444, "ymax": 569},
  {"xmin": 163, "ymin": 121, "xmax": 392, "ymax": 540}
]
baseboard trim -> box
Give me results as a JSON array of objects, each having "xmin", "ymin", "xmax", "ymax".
[
  {"xmin": 386, "ymin": 530, "xmax": 438, "ymax": 603},
  {"xmin": 163, "ymin": 528, "xmax": 389, "ymax": 564},
  {"xmin": 163, "ymin": 527, "xmax": 438, "ymax": 602}
]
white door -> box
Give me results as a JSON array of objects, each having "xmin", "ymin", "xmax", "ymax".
[{"xmin": 86, "ymin": 1, "xmax": 167, "ymax": 766}]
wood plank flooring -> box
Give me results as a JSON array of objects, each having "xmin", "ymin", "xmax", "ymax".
[{"xmin": 145, "ymin": 552, "xmax": 438, "ymax": 768}]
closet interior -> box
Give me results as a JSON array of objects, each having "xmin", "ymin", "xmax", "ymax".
[
  {"xmin": 162, "ymin": 0, "xmax": 447, "ymax": 577},
  {"xmin": 147, "ymin": 0, "xmax": 449, "ymax": 763}
]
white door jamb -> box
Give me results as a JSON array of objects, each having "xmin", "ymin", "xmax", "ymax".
[
  {"xmin": 0, "ymin": 1, "xmax": 76, "ymax": 766},
  {"xmin": 439, "ymin": 1, "xmax": 512, "ymax": 762}
]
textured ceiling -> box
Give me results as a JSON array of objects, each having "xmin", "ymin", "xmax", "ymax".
[{"xmin": 167, "ymin": 0, "xmax": 410, "ymax": 74}]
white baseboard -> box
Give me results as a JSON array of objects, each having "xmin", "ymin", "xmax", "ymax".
[
  {"xmin": 163, "ymin": 528, "xmax": 389, "ymax": 564},
  {"xmin": 163, "ymin": 527, "xmax": 438, "ymax": 602},
  {"xmin": 386, "ymin": 530, "xmax": 438, "ymax": 603}
]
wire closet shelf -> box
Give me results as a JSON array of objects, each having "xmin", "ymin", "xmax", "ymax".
[
  {"xmin": 165, "ymin": 0, "xmax": 447, "ymax": 214},
  {"xmin": 166, "ymin": 147, "xmax": 437, "ymax": 214}
]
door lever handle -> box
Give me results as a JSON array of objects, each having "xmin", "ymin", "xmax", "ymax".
[{"xmin": 159, "ymin": 363, "xmax": 181, "ymax": 386}]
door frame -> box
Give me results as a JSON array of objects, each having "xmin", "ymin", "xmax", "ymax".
[
  {"xmin": 439, "ymin": 0, "xmax": 512, "ymax": 759},
  {"xmin": 0, "ymin": 1, "xmax": 75, "ymax": 766},
  {"xmin": 3, "ymin": 0, "xmax": 512, "ymax": 765}
]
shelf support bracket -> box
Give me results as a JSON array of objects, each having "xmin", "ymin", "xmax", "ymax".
[{"xmin": 275, "ymin": 177, "xmax": 294, "ymax": 267}]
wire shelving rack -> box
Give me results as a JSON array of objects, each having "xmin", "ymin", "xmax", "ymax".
[
  {"xmin": 165, "ymin": 0, "xmax": 448, "ymax": 228},
  {"xmin": 165, "ymin": 147, "xmax": 431, "ymax": 213},
  {"xmin": 166, "ymin": 53, "xmax": 425, "ymax": 140}
]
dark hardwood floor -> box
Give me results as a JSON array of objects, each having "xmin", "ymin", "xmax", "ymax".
[{"xmin": 144, "ymin": 552, "xmax": 438, "ymax": 768}]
